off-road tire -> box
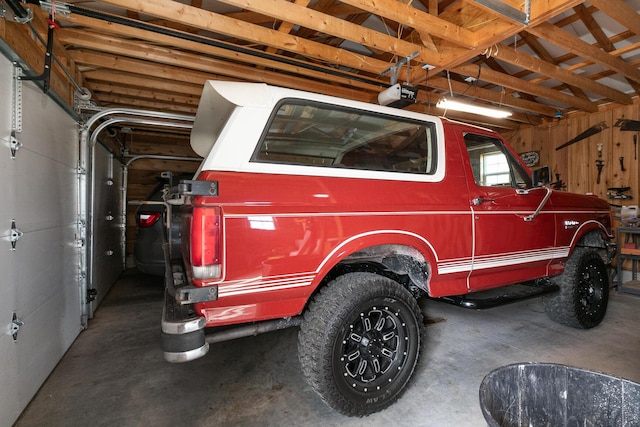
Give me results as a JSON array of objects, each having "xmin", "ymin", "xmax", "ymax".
[
  {"xmin": 298, "ymin": 272, "xmax": 423, "ymax": 417},
  {"xmin": 543, "ymin": 247, "xmax": 609, "ymax": 329}
]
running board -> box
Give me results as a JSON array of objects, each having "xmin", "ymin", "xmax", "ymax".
[{"xmin": 437, "ymin": 282, "xmax": 559, "ymax": 309}]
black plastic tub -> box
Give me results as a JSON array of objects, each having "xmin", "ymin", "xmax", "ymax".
[{"xmin": 479, "ymin": 363, "xmax": 640, "ymax": 427}]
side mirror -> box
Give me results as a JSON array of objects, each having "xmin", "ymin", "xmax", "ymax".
[{"xmin": 532, "ymin": 166, "xmax": 551, "ymax": 187}]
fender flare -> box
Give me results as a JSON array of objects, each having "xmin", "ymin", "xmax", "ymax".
[
  {"xmin": 569, "ymin": 220, "xmax": 612, "ymax": 251},
  {"xmin": 312, "ymin": 230, "xmax": 439, "ymax": 288}
]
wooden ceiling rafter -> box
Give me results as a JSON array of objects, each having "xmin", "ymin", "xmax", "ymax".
[
  {"xmin": 574, "ymin": 2, "xmax": 640, "ymax": 96},
  {"xmin": 94, "ymin": 0, "xmax": 396, "ymax": 76},
  {"xmin": 9, "ymin": 0, "xmax": 640, "ymax": 131},
  {"xmin": 527, "ymin": 22, "xmax": 640, "ymax": 85},
  {"xmin": 56, "ymin": 13, "xmax": 386, "ymax": 94}
]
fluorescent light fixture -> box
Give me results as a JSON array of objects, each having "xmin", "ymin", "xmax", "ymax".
[{"xmin": 436, "ymin": 98, "xmax": 512, "ymax": 119}]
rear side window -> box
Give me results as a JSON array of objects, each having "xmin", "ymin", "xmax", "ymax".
[{"xmin": 253, "ymin": 100, "xmax": 438, "ymax": 175}]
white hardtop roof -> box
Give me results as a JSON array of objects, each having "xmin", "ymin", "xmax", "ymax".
[{"xmin": 190, "ymin": 80, "xmax": 447, "ymax": 157}]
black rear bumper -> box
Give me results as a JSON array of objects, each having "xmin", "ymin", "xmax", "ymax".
[{"xmin": 161, "ymin": 240, "xmax": 209, "ymax": 363}]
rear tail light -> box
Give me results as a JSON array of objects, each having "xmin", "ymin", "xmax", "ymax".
[
  {"xmin": 189, "ymin": 206, "xmax": 222, "ymax": 279},
  {"xmin": 138, "ymin": 212, "xmax": 162, "ymax": 227}
]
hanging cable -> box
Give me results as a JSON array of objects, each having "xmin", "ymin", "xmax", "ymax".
[
  {"xmin": 424, "ymin": 66, "xmax": 431, "ymax": 114},
  {"xmin": 460, "ymin": 64, "xmax": 481, "ymax": 97}
]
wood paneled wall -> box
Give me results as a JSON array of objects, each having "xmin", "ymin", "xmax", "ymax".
[{"xmin": 504, "ymin": 104, "xmax": 640, "ymax": 209}]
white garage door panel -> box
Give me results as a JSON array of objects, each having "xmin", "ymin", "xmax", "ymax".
[
  {"xmin": 0, "ymin": 52, "xmax": 19, "ymax": 426},
  {"xmin": 0, "ymin": 257, "xmax": 18, "ymax": 424},
  {"xmin": 0, "ymin": 347, "xmax": 18, "ymax": 424},
  {"xmin": 0, "ymin": 60, "xmax": 17, "ymax": 243},
  {"xmin": 14, "ymin": 225, "xmax": 79, "ymax": 318},
  {"xmin": 90, "ymin": 145, "xmax": 123, "ymax": 312},
  {"xmin": 0, "ymin": 156, "xmax": 16, "ymax": 231},
  {"xmin": 15, "ymin": 285, "xmax": 81, "ymax": 414},
  {"xmin": 0, "ymin": 54, "xmax": 81, "ymax": 426},
  {"xmin": 13, "ymin": 147, "xmax": 77, "ymax": 233},
  {"xmin": 20, "ymin": 83, "xmax": 79, "ymax": 167}
]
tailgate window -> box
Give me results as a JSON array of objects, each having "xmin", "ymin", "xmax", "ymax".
[{"xmin": 252, "ymin": 100, "xmax": 438, "ymax": 175}]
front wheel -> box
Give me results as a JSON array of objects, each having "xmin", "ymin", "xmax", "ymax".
[
  {"xmin": 543, "ymin": 248, "xmax": 609, "ymax": 329},
  {"xmin": 298, "ymin": 272, "xmax": 423, "ymax": 417}
]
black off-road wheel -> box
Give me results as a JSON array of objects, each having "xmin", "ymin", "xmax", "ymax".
[
  {"xmin": 543, "ymin": 247, "xmax": 609, "ymax": 329},
  {"xmin": 298, "ymin": 272, "xmax": 423, "ymax": 417}
]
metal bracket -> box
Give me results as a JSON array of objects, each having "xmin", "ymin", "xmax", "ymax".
[
  {"xmin": 9, "ymin": 220, "xmax": 23, "ymax": 250},
  {"xmin": 381, "ymin": 51, "xmax": 419, "ymax": 85},
  {"xmin": 9, "ymin": 131, "xmax": 22, "ymax": 159},
  {"xmin": 176, "ymin": 180, "xmax": 219, "ymax": 197},
  {"xmin": 39, "ymin": 1, "xmax": 72, "ymax": 16},
  {"xmin": 11, "ymin": 312, "xmax": 24, "ymax": 341},
  {"xmin": 18, "ymin": 23, "xmax": 55, "ymax": 94},
  {"xmin": 475, "ymin": 0, "xmax": 531, "ymax": 25},
  {"xmin": 13, "ymin": 66, "xmax": 23, "ymax": 133},
  {"xmin": 176, "ymin": 285, "xmax": 218, "ymax": 304},
  {"xmin": 1, "ymin": 1, "xmax": 33, "ymax": 23}
]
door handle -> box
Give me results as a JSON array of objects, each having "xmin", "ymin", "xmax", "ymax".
[{"xmin": 472, "ymin": 197, "xmax": 495, "ymax": 205}]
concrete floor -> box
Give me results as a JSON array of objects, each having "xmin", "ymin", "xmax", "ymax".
[{"xmin": 15, "ymin": 269, "xmax": 640, "ymax": 427}]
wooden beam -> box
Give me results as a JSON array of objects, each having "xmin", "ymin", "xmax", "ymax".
[
  {"xmin": 573, "ymin": 3, "xmax": 640, "ymax": 97},
  {"xmin": 96, "ymin": 93, "xmax": 197, "ymax": 114},
  {"xmin": 333, "ymin": 0, "xmax": 477, "ymax": 48},
  {"xmin": 68, "ymin": 49, "xmax": 216, "ymax": 84},
  {"xmin": 452, "ymin": 64, "xmax": 599, "ymax": 112},
  {"xmin": 528, "ymin": 22, "xmax": 640, "ymax": 85},
  {"xmin": 518, "ymin": 30, "xmax": 588, "ymax": 100},
  {"xmin": 214, "ymin": 0, "xmax": 445, "ymax": 64},
  {"xmin": 479, "ymin": 56, "xmax": 540, "ymax": 103},
  {"xmin": 56, "ymin": 14, "xmax": 386, "ymax": 92},
  {"xmin": 94, "ymin": 0, "xmax": 398, "ymax": 76},
  {"xmin": 83, "ymin": 70, "xmax": 203, "ymax": 96},
  {"xmin": 292, "ymin": 0, "xmax": 338, "ymax": 40},
  {"xmin": 428, "ymin": 0, "xmax": 438, "ymax": 15},
  {"xmin": 67, "ymin": 49, "xmax": 375, "ymax": 104},
  {"xmin": 528, "ymin": 0, "xmax": 584, "ymax": 23},
  {"xmin": 435, "ymin": 0, "xmax": 585, "ymax": 72},
  {"xmin": 89, "ymin": 82, "xmax": 200, "ymax": 107},
  {"xmin": 264, "ymin": 0, "xmax": 311, "ymax": 55},
  {"xmin": 573, "ymin": 4, "xmax": 615, "ymax": 52},
  {"xmin": 492, "ymin": 43, "xmax": 632, "ymax": 105},
  {"xmin": 515, "ymin": 30, "xmax": 640, "ymax": 90},
  {"xmin": 588, "ymin": 0, "xmax": 640, "ymax": 37}
]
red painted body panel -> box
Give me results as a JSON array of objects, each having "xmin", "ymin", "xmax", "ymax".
[{"xmin": 183, "ymin": 122, "xmax": 612, "ymax": 327}]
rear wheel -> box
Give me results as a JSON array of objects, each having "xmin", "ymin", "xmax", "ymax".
[
  {"xmin": 543, "ymin": 248, "xmax": 609, "ymax": 329},
  {"xmin": 298, "ymin": 272, "xmax": 423, "ymax": 417}
]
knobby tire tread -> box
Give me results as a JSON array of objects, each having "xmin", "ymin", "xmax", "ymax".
[
  {"xmin": 298, "ymin": 272, "xmax": 423, "ymax": 417},
  {"xmin": 543, "ymin": 247, "xmax": 609, "ymax": 329}
]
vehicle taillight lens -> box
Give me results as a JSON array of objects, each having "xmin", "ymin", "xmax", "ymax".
[
  {"xmin": 190, "ymin": 207, "xmax": 222, "ymax": 279},
  {"xmin": 138, "ymin": 212, "xmax": 162, "ymax": 227}
]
